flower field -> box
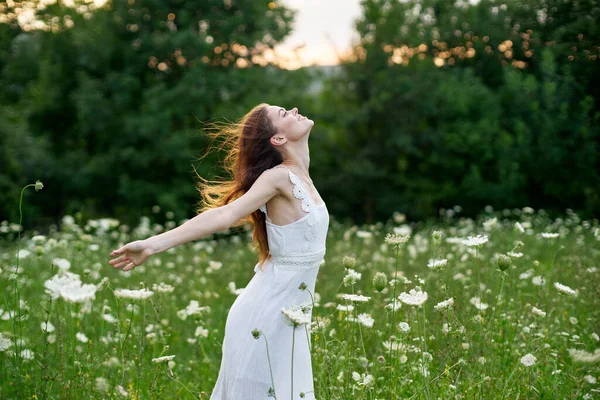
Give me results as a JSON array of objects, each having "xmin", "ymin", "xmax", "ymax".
[{"xmin": 1, "ymin": 198, "xmax": 599, "ymax": 399}]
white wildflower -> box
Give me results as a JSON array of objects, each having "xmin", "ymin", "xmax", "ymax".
[
  {"xmin": 341, "ymin": 294, "xmax": 371, "ymax": 303},
  {"xmin": 336, "ymin": 304, "xmax": 355, "ymax": 313},
  {"xmin": 434, "ymin": 298, "xmax": 454, "ymax": 312},
  {"xmin": 52, "ymin": 258, "xmax": 71, "ymax": 270},
  {"xmin": 281, "ymin": 303, "xmax": 312, "ymax": 327},
  {"xmin": 76, "ymin": 332, "xmax": 89, "ymax": 343},
  {"xmin": 398, "ymin": 322, "xmax": 410, "ymax": 332},
  {"xmin": 568, "ymin": 348, "xmax": 600, "ymax": 363},
  {"xmin": 553, "ymin": 282, "xmax": 577, "ymax": 296},
  {"xmin": 152, "ymin": 282, "xmax": 175, "ymax": 293},
  {"xmin": 0, "ymin": 333, "xmax": 13, "ymax": 351},
  {"xmin": 515, "ymin": 222, "xmax": 525, "ymax": 233},
  {"xmin": 427, "ymin": 258, "xmax": 448, "ymax": 270},
  {"xmin": 462, "ymin": 235, "xmax": 489, "ymax": 248},
  {"xmin": 343, "ymin": 268, "xmax": 362, "ymax": 287},
  {"xmin": 44, "ymin": 271, "xmax": 97, "ymax": 303},
  {"xmin": 95, "ymin": 377, "xmax": 110, "ymax": 392},
  {"xmin": 520, "ymin": 353, "xmax": 537, "ymax": 367},
  {"xmin": 194, "ymin": 326, "xmax": 209, "ymax": 338},
  {"xmin": 352, "ymin": 371, "xmax": 374, "ymax": 386},
  {"xmin": 152, "ymin": 355, "xmax": 175, "ymax": 363},
  {"xmin": 357, "ymin": 313, "xmax": 374, "ymax": 328},
  {"xmin": 20, "ymin": 349, "xmax": 34, "ymax": 360},
  {"xmin": 469, "ymin": 296, "xmax": 489, "ymax": 310},
  {"xmin": 356, "ymin": 230, "xmax": 372, "ymax": 239},
  {"xmin": 384, "ymin": 233, "xmax": 410, "ymax": 246},
  {"xmin": 531, "ymin": 276, "xmax": 544, "ymax": 286},
  {"xmin": 531, "ymin": 307, "xmax": 546, "ymax": 317},
  {"xmin": 398, "ymin": 289, "xmax": 428, "ymax": 306},
  {"xmin": 483, "ymin": 217, "xmax": 497, "ymax": 228},
  {"xmin": 41, "ymin": 321, "xmax": 55, "ymax": 333},
  {"xmin": 541, "ymin": 232, "xmax": 559, "ymax": 238},
  {"xmin": 114, "ymin": 288, "xmax": 154, "ymax": 300}
]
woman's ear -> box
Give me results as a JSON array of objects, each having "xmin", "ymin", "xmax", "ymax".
[{"xmin": 270, "ymin": 135, "xmax": 287, "ymax": 146}]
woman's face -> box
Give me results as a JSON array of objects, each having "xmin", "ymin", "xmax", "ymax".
[{"xmin": 266, "ymin": 105, "xmax": 314, "ymax": 145}]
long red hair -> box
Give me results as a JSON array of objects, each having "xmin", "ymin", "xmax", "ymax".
[{"xmin": 194, "ymin": 103, "xmax": 285, "ymax": 272}]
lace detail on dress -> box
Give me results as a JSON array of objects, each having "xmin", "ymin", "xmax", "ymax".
[
  {"xmin": 283, "ymin": 168, "xmax": 320, "ymax": 244},
  {"xmin": 270, "ymin": 250, "xmax": 326, "ymax": 271},
  {"xmin": 259, "ymin": 165, "xmax": 324, "ymax": 256},
  {"xmin": 288, "ymin": 172, "xmax": 313, "ymax": 213},
  {"xmin": 258, "ymin": 204, "xmax": 272, "ymax": 223}
]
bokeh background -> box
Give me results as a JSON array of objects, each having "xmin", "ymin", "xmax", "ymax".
[{"xmin": 1, "ymin": 0, "xmax": 599, "ymax": 229}]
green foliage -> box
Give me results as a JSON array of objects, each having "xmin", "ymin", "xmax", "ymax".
[
  {"xmin": 0, "ymin": 0, "xmax": 317, "ymax": 228},
  {"xmin": 0, "ymin": 0, "xmax": 598, "ymax": 228},
  {"xmin": 321, "ymin": 0, "xmax": 600, "ymax": 222}
]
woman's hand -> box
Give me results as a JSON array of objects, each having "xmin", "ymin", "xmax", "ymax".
[{"xmin": 109, "ymin": 240, "xmax": 153, "ymax": 272}]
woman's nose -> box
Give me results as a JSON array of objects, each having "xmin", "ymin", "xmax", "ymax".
[{"xmin": 292, "ymin": 107, "xmax": 298, "ymax": 114}]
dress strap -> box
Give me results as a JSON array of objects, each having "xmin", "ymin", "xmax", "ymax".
[
  {"xmin": 272, "ymin": 165, "xmax": 314, "ymax": 213},
  {"xmin": 258, "ymin": 165, "xmax": 316, "ymax": 222}
]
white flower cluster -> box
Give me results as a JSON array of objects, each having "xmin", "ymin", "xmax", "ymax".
[
  {"xmin": 340, "ymin": 294, "xmax": 371, "ymax": 303},
  {"xmin": 357, "ymin": 313, "xmax": 374, "ymax": 328},
  {"xmin": 44, "ymin": 271, "xmax": 97, "ymax": 303},
  {"xmin": 398, "ymin": 322, "xmax": 410, "ymax": 332},
  {"xmin": 398, "ymin": 289, "xmax": 428, "ymax": 306},
  {"xmin": 281, "ymin": 302, "xmax": 312, "ymax": 327},
  {"xmin": 520, "ymin": 353, "xmax": 537, "ymax": 367},
  {"xmin": 531, "ymin": 306, "xmax": 546, "ymax": 317},
  {"xmin": 384, "ymin": 233, "xmax": 411, "ymax": 246},
  {"xmin": 554, "ymin": 282, "xmax": 577, "ymax": 296},
  {"xmin": 352, "ymin": 371, "xmax": 374, "ymax": 386},
  {"xmin": 114, "ymin": 288, "xmax": 154, "ymax": 300},
  {"xmin": 434, "ymin": 297, "xmax": 454, "ymax": 311},
  {"xmin": 152, "ymin": 282, "xmax": 175, "ymax": 293},
  {"xmin": 427, "ymin": 258, "xmax": 448, "ymax": 270},
  {"xmin": 462, "ymin": 235, "xmax": 489, "ymax": 248},
  {"xmin": 541, "ymin": 232, "xmax": 559, "ymax": 238},
  {"xmin": 469, "ymin": 296, "xmax": 489, "ymax": 311},
  {"xmin": 152, "ymin": 355, "xmax": 176, "ymax": 363},
  {"xmin": 567, "ymin": 348, "xmax": 600, "ymax": 363},
  {"xmin": 343, "ymin": 268, "xmax": 362, "ymax": 287}
]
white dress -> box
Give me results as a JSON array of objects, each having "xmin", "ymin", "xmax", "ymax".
[{"xmin": 210, "ymin": 165, "xmax": 329, "ymax": 400}]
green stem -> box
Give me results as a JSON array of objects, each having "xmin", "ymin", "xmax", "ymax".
[
  {"xmin": 9, "ymin": 183, "xmax": 35, "ymax": 395},
  {"xmin": 291, "ymin": 326, "xmax": 295, "ymax": 400},
  {"xmin": 261, "ymin": 330, "xmax": 277, "ymax": 399}
]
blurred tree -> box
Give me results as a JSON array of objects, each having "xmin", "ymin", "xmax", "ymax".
[
  {"xmin": 322, "ymin": 0, "xmax": 599, "ymax": 222},
  {"xmin": 0, "ymin": 0, "xmax": 316, "ymax": 229}
]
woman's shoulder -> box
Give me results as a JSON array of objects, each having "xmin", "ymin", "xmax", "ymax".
[{"xmin": 260, "ymin": 165, "xmax": 293, "ymax": 195}]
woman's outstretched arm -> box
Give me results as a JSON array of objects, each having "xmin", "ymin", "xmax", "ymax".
[{"xmin": 108, "ymin": 167, "xmax": 286, "ymax": 271}]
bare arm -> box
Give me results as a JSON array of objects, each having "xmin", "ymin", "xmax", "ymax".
[{"xmin": 144, "ymin": 167, "xmax": 286, "ymax": 255}]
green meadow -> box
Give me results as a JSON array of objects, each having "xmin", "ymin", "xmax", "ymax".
[{"xmin": 1, "ymin": 183, "xmax": 599, "ymax": 399}]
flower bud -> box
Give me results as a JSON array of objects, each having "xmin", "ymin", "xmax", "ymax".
[
  {"xmin": 497, "ymin": 254, "xmax": 511, "ymax": 271},
  {"xmin": 372, "ymin": 272, "xmax": 388, "ymax": 292},
  {"xmin": 342, "ymin": 256, "xmax": 356, "ymax": 268}
]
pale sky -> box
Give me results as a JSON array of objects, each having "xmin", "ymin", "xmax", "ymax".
[
  {"xmin": 272, "ymin": 0, "xmax": 363, "ymax": 69},
  {"xmin": 271, "ymin": 0, "xmax": 482, "ymax": 69}
]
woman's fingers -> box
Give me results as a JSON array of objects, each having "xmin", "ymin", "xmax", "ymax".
[
  {"xmin": 110, "ymin": 245, "xmax": 127, "ymax": 256},
  {"xmin": 122, "ymin": 261, "xmax": 136, "ymax": 272},
  {"xmin": 113, "ymin": 259, "xmax": 130, "ymax": 269},
  {"xmin": 109, "ymin": 254, "xmax": 127, "ymax": 265}
]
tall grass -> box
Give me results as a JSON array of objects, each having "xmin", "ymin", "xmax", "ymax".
[{"xmin": 0, "ymin": 196, "xmax": 598, "ymax": 399}]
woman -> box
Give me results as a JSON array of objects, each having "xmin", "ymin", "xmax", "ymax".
[{"xmin": 108, "ymin": 103, "xmax": 328, "ymax": 399}]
